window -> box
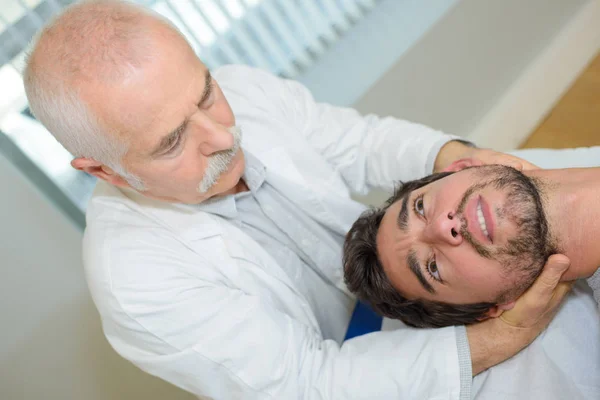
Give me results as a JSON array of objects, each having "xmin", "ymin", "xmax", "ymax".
[{"xmin": 0, "ymin": 0, "xmax": 378, "ymax": 227}]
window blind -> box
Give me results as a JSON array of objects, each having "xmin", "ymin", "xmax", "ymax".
[{"xmin": 0, "ymin": 0, "xmax": 378, "ymax": 222}]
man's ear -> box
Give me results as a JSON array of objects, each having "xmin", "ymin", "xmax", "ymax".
[
  {"xmin": 484, "ymin": 301, "xmax": 516, "ymax": 319},
  {"xmin": 71, "ymin": 157, "xmax": 131, "ymax": 188},
  {"xmin": 442, "ymin": 158, "xmax": 484, "ymax": 173}
]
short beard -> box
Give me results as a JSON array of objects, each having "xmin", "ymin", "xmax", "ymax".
[
  {"xmin": 198, "ymin": 125, "xmax": 242, "ymax": 194},
  {"xmin": 457, "ymin": 165, "xmax": 557, "ymax": 300}
]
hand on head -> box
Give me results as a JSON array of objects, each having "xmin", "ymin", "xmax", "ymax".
[
  {"xmin": 499, "ymin": 254, "xmax": 572, "ymax": 327},
  {"xmin": 435, "ymin": 141, "xmax": 540, "ymax": 173}
]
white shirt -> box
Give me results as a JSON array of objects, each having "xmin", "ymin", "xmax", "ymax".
[
  {"xmin": 220, "ymin": 152, "xmax": 353, "ymax": 342},
  {"xmin": 587, "ymin": 268, "xmax": 600, "ymax": 307},
  {"xmin": 83, "ymin": 65, "xmax": 469, "ymax": 399}
]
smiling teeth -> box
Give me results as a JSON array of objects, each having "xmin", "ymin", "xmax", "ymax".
[{"xmin": 477, "ymin": 202, "xmax": 489, "ymax": 238}]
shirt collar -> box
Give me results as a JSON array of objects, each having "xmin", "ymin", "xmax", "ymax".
[
  {"xmin": 241, "ymin": 150, "xmax": 266, "ymax": 192},
  {"xmin": 196, "ymin": 149, "xmax": 266, "ymax": 219}
]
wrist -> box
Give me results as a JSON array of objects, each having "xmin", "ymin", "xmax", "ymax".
[{"xmin": 467, "ymin": 318, "xmax": 535, "ymax": 376}]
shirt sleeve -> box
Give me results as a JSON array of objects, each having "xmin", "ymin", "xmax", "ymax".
[
  {"xmin": 216, "ymin": 65, "xmax": 460, "ymax": 194},
  {"xmin": 86, "ymin": 227, "xmax": 468, "ymax": 400},
  {"xmin": 455, "ymin": 325, "xmax": 473, "ymax": 400},
  {"xmin": 586, "ymin": 268, "xmax": 600, "ymax": 308},
  {"xmin": 282, "ymin": 77, "xmax": 461, "ymax": 194}
]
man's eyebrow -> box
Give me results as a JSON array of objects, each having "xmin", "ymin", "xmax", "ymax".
[
  {"xmin": 407, "ymin": 250, "xmax": 436, "ymax": 294},
  {"xmin": 394, "ymin": 189, "xmax": 435, "ymax": 294},
  {"xmin": 150, "ymin": 71, "xmax": 212, "ymax": 157},
  {"xmin": 198, "ymin": 70, "xmax": 213, "ymax": 106},
  {"xmin": 397, "ymin": 189, "xmax": 412, "ymax": 232},
  {"xmin": 150, "ymin": 123, "xmax": 186, "ymax": 157}
]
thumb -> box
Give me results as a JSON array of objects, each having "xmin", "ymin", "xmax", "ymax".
[
  {"xmin": 536, "ymin": 254, "xmax": 570, "ymax": 294},
  {"xmin": 506, "ymin": 160, "xmax": 524, "ymax": 171},
  {"xmin": 546, "ymin": 254, "xmax": 571, "ymax": 274},
  {"xmin": 515, "ymin": 158, "xmax": 540, "ymax": 172}
]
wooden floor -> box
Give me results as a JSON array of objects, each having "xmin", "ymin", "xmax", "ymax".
[{"xmin": 520, "ymin": 51, "xmax": 600, "ymax": 149}]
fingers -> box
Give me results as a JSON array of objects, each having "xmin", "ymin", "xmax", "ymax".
[
  {"xmin": 471, "ymin": 149, "xmax": 540, "ymax": 171},
  {"xmin": 497, "ymin": 156, "xmax": 525, "ymax": 171},
  {"xmin": 508, "ymin": 161, "xmax": 524, "ymax": 171},
  {"xmin": 513, "ymin": 158, "xmax": 539, "ymax": 171},
  {"xmin": 499, "ymin": 156, "xmax": 539, "ymax": 172}
]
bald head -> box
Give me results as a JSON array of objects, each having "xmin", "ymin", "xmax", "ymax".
[
  {"xmin": 23, "ymin": 0, "xmax": 186, "ymax": 186},
  {"xmin": 27, "ymin": 0, "xmax": 181, "ymax": 84}
]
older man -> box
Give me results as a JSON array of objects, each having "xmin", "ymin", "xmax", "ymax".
[{"xmin": 24, "ymin": 1, "xmax": 569, "ymax": 399}]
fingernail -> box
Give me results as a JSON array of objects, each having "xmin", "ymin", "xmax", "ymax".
[{"xmin": 553, "ymin": 258, "xmax": 571, "ymax": 271}]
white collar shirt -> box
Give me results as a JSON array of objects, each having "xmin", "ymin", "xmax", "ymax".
[{"xmin": 83, "ymin": 65, "xmax": 469, "ymax": 400}]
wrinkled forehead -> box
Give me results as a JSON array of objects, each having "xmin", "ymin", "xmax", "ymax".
[{"xmin": 83, "ymin": 35, "xmax": 206, "ymax": 152}]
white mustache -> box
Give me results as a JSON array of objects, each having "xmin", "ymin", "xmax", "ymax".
[{"xmin": 197, "ymin": 126, "xmax": 242, "ymax": 193}]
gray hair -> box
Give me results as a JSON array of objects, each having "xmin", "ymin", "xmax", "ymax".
[{"xmin": 23, "ymin": 0, "xmax": 182, "ymax": 190}]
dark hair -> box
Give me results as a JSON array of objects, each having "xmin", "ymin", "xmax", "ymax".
[{"xmin": 343, "ymin": 172, "xmax": 494, "ymax": 328}]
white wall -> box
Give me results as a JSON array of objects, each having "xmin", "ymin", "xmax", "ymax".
[
  {"xmin": 350, "ymin": 0, "xmax": 592, "ymax": 206},
  {"xmin": 0, "ymin": 152, "xmax": 193, "ymax": 399},
  {"xmin": 353, "ymin": 0, "xmax": 589, "ymax": 137},
  {"xmin": 298, "ymin": 0, "xmax": 461, "ymax": 107}
]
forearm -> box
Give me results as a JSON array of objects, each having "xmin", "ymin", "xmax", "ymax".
[
  {"xmin": 319, "ymin": 327, "xmax": 464, "ymax": 399},
  {"xmin": 296, "ymin": 101, "xmax": 460, "ymax": 192},
  {"xmin": 467, "ymin": 318, "xmax": 537, "ymax": 376},
  {"xmin": 335, "ymin": 115, "xmax": 458, "ymax": 193}
]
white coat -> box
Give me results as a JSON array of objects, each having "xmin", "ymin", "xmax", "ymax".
[{"xmin": 83, "ymin": 65, "xmax": 470, "ymax": 399}]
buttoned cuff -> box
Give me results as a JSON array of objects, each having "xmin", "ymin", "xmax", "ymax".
[
  {"xmin": 586, "ymin": 268, "xmax": 600, "ymax": 307},
  {"xmin": 455, "ymin": 325, "xmax": 472, "ymax": 400}
]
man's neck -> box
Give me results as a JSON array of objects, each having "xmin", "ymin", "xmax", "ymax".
[
  {"xmin": 527, "ymin": 168, "xmax": 600, "ymax": 280},
  {"xmin": 232, "ymin": 178, "xmax": 250, "ymax": 194}
]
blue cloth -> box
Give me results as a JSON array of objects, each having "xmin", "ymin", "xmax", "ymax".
[{"xmin": 344, "ymin": 301, "xmax": 383, "ymax": 341}]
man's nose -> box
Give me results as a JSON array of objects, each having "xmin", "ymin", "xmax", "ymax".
[
  {"xmin": 197, "ymin": 120, "xmax": 235, "ymax": 156},
  {"xmin": 422, "ymin": 211, "xmax": 463, "ymax": 246}
]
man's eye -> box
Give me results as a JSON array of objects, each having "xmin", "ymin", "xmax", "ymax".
[
  {"xmin": 414, "ymin": 196, "xmax": 425, "ymax": 216},
  {"xmin": 164, "ymin": 136, "xmax": 183, "ymax": 155},
  {"xmin": 166, "ymin": 142, "xmax": 179, "ymax": 154},
  {"xmin": 199, "ymin": 96, "xmax": 213, "ymax": 109},
  {"xmin": 427, "ymin": 259, "xmax": 441, "ymax": 281}
]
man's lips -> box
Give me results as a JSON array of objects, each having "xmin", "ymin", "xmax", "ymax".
[
  {"xmin": 465, "ymin": 195, "xmax": 494, "ymax": 244},
  {"xmin": 479, "ymin": 196, "xmax": 495, "ymax": 243}
]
